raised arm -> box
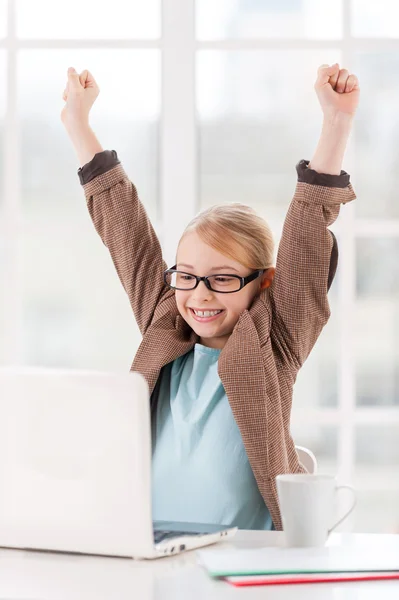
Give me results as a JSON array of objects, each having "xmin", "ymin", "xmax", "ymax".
[
  {"xmin": 61, "ymin": 68, "xmax": 169, "ymax": 335},
  {"xmin": 270, "ymin": 64, "xmax": 359, "ymax": 369}
]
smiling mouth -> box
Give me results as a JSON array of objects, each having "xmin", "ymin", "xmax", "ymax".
[{"xmin": 189, "ymin": 308, "xmax": 225, "ymax": 321}]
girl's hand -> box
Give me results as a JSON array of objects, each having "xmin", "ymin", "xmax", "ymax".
[
  {"xmin": 61, "ymin": 67, "xmax": 100, "ymax": 128},
  {"xmin": 314, "ymin": 63, "xmax": 360, "ymax": 120}
]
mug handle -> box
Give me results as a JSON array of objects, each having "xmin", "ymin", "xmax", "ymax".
[{"xmin": 328, "ymin": 485, "xmax": 357, "ymax": 534}]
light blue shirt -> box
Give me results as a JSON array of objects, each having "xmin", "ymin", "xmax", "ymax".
[{"xmin": 151, "ymin": 343, "xmax": 272, "ymax": 530}]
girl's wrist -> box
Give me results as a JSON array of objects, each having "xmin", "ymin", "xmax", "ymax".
[
  {"xmin": 321, "ymin": 110, "xmax": 354, "ymax": 132},
  {"xmin": 62, "ymin": 114, "xmax": 91, "ymax": 136},
  {"xmin": 63, "ymin": 121, "xmax": 103, "ymax": 167},
  {"xmin": 309, "ymin": 115, "xmax": 352, "ymax": 175}
]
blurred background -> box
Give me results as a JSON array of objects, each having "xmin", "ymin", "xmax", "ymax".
[{"xmin": 0, "ymin": 0, "xmax": 398, "ymax": 533}]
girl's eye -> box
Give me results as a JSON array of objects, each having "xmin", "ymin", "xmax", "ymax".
[
  {"xmin": 181, "ymin": 275, "xmax": 195, "ymax": 280},
  {"xmin": 214, "ymin": 276, "xmax": 233, "ymax": 283}
]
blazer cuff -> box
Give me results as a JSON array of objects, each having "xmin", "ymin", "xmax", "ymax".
[
  {"xmin": 296, "ymin": 159, "xmax": 350, "ymax": 188},
  {"xmin": 78, "ymin": 149, "xmax": 121, "ymax": 185}
]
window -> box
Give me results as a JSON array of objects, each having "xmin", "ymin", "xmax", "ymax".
[
  {"xmin": 1, "ymin": 0, "xmax": 398, "ymax": 533},
  {"xmin": 0, "ymin": 1, "xmax": 160, "ymax": 370},
  {"xmin": 16, "ymin": 0, "xmax": 161, "ymax": 39}
]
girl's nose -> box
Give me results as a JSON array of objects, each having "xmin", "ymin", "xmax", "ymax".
[{"xmin": 191, "ymin": 279, "xmax": 214, "ymax": 301}]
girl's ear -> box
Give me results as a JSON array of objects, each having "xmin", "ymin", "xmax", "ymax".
[{"xmin": 260, "ymin": 267, "xmax": 276, "ymax": 290}]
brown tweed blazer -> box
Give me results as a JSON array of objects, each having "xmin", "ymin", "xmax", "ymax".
[{"xmin": 78, "ymin": 150, "xmax": 356, "ymax": 530}]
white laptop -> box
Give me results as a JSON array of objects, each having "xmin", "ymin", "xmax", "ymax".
[{"xmin": 0, "ymin": 366, "xmax": 236, "ymax": 559}]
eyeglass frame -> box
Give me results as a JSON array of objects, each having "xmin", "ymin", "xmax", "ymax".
[{"xmin": 163, "ymin": 265, "xmax": 265, "ymax": 294}]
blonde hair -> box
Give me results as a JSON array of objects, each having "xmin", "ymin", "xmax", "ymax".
[{"xmin": 179, "ymin": 203, "xmax": 274, "ymax": 270}]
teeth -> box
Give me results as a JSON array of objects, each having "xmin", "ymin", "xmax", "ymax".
[{"xmin": 193, "ymin": 309, "xmax": 222, "ymax": 317}]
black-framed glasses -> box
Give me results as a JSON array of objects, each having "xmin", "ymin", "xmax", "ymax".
[{"xmin": 164, "ymin": 266, "xmax": 265, "ymax": 294}]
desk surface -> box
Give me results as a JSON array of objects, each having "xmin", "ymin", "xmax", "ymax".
[{"xmin": 0, "ymin": 531, "xmax": 398, "ymax": 599}]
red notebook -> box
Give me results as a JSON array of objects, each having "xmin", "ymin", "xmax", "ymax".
[{"xmin": 224, "ymin": 571, "xmax": 399, "ymax": 587}]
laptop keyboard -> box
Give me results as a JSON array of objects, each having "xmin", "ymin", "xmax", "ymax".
[{"xmin": 153, "ymin": 529, "xmax": 204, "ymax": 544}]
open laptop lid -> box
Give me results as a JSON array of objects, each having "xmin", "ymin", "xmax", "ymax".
[{"xmin": 0, "ymin": 367, "xmax": 154, "ymax": 557}]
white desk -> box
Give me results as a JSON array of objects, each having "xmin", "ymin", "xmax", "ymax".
[{"xmin": 0, "ymin": 531, "xmax": 398, "ymax": 599}]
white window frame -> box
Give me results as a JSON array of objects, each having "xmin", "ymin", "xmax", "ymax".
[{"xmin": 1, "ymin": 0, "xmax": 399, "ymax": 529}]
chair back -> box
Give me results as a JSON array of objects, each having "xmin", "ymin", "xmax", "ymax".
[{"xmin": 295, "ymin": 445, "xmax": 317, "ymax": 474}]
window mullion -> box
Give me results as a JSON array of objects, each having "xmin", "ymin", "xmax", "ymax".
[
  {"xmin": 160, "ymin": 0, "xmax": 197, "ymax": 266},
  {"xmin": 3, "ymin": 0, "xmax": 22, "ymax": 364},
  {"xmin": 336, "ymin": 0, "xmax": 357, "ymax": 529}
]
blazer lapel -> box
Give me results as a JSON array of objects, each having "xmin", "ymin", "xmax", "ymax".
[
  {"xmin": 131, "ymin": 311, "xmax": 198, "ymax": 394},
  {"xmin": 218, "ymin": 309, "xmax": 271, "ymax": 483}
]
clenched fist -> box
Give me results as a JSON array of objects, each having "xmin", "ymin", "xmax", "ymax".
[
  {"xmin": 314, "ymin": 63, "xmax": 360, "ymax": 119},
  {"xmin": 61, "ymin": 67, "xmax": 100, "ymax": 127}
]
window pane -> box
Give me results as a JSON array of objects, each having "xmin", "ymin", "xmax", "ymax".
[
  {"xmin": 197, "ymin": 50, "xmax": 342, "ymax": 224},
  {"xmin": 18, "ymin": 49, "xmax": 160, "ymax": 223},
  {"xmin": 353, "ymin": 52, "xmax": 399, "ymax": 219},
  {"xmin": 354, "ymin": 490, "xmax": 399, "ymax": 533},
  {"xmin": 356, "ymin": 426, "xmax": 399, "ymax": 468},
  {"xmin": 356, "ymin": 239, "xmax": 399, "ymax": 406},
  {"xmin": 0, "ymin": 55, "xmax": 8, "ymax": 364},
  {"xmin": 0, "ymin": 50, "xmax": 5, "ymax": 209},
  {"xmin": 0, "ymin": 0, "xmax": 6, "ymax": 38},
  {"xmin": 352, "ymin": 0, "xmax": 399, "ymax": 38},
  {"xmin": 0, "ymin": 235, "xmax": 7, "ymax": 363},
  {"xmin": 16, "ymin": 0, "xmax": 160, "ymax": 39},
  {"xmin": 20, "ymin": 224, "xmax": 141, "ymax": 370},
  {"xmin": 196, "ymin": 0, "xmax": 343, "ymax": 40},
  {"xmin": 292, "ymin": 272, "xmax": 340, "ymax": 408},
  {"xmin": 354, "ymin": 426, "xmax": 399, "ymax": 533},
  {"xmin": 290, "ymin": 424, "xmax": 338, "ymax": 476}
]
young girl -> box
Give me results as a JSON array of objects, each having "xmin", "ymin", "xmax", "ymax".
[{"xmin": 61, "ymin": 63, "xmax": 359, "ymax": 531}]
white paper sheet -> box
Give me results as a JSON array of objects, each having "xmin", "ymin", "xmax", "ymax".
[{"xmin": 197, "ymin": 545, "xmax": 399, "ymax": 577}]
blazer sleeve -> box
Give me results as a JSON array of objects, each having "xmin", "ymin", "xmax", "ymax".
[
  {"xmin": 269, "ymin": 159, "xmax": 356, "ymax": 370},
  {"xmin": 78, "ymin": 150, "xmax": 170, "ymax": 336}
]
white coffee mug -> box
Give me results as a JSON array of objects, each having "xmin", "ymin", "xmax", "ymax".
[{"xmin": 276, "ymin": 474, "xmax": 357, "ymax": 547}]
